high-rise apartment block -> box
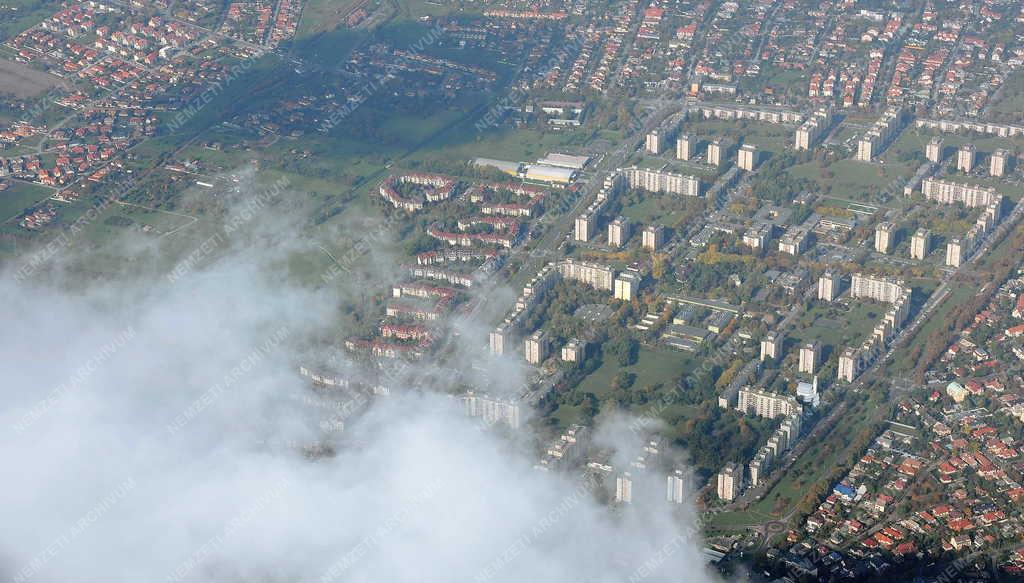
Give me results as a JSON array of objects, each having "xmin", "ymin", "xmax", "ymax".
[
  {"xmin": 921, "ymin": 178, "xmax": 997, "ymax": 208},
  {"xmin": 557, "ymin": 259, "xmax": 615, "ymax": 291},
  {"xmin": 707, "ymin": 139, "xmax": 725, "ymax": 167},
  {"xmin": 574, "ymin": 213, "xmax": 593, "ymax": 242},
  {"xmin": 778, "ymin": 228, "xmax": 810, "ymax": 255},
  {"xmin": 676, "ymin": 134, "xmax": 694, "ymax": 160},
  {"xmin": 615, "ymin": 472, "xmax": 633, "ymax": 503},
  {"xmin": 642, "ymin": 224, "xmax": 665, "ymax": 251},
  {"xmin": 855, "ymin": 107, "xmax": 907, "ymax": 162},
  {"xmin": 667, "ymin": 470, "xmax": 687, "ymax": 504},
  {"xmin": 794, "ymin": 109, "xmax": 832, "ymax": 151},
  {"xmin": 910, "ymin": 229, "xmax": 931, "ymax": 260},
  {"xmin": 463, "ymin": 391, "xmax": 521, "ymax": 429},
  {"xmin": 645, "ymin": 130, "xmax": 661, "ymax": 155},
  {"xmin": 799, "ymin": 341, "xmax": 821, "ymax": 375},
  {"xmin": 717, "ymin": 463, "xmax": 742, "ymax": 501},
  {"xmin": 850, "ymin": 273, "xmax": 905, "ymax": 303},
  {"xmin": 608, "ymin": 216, "xmax": 630, "ymax": 247},
  {"xmin": 925, "ymin": 137, "xmax": 943, "ymax": 163},
  {"xmin": 838, "ymin": 347, "xmax": 861, "ymax": 383},
  {"xmin": 818, "ymin": 271, "xmax": 840, "ymax": 302},
  {"xmin": 760, "ymin": 332, "xmax": 782, "ymax": 361},
  {"xmin": 613, "ymin": 272, "xmax": 641, "ymax": 301},
  {"xmin": 524, "ymin": 330, "xmax": 550, "ymax": 364},
  {"xmin": 957, "ymin": 144, "xmax": 976, "ymax": 173},
  {"xmin": 736, "ymin": 387, "xmax": 801, "ymax": 419},
  {"xmin": 737, "ymin": 144, "xmax": 759, "ymax": 171},
  {"xmin": 946, "ymin": 238, "xmax": 965, "ymax": 268},
  {"xmin": 561, "ymin": 339, "xmax": 585, "ymax": 363},
  {"xmin": 990, "ymin": 149, "xmax": 1009, "ymax": 177},
  {"xmin": 874, "ymin": 222, "xmax": 897, "ymax": 254}
]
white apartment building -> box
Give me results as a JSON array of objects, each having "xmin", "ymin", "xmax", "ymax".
[
  {"xmin": 957, "ymin": 144, "xmax": 976, "ymax": 173},
  {"xmin": 921, "ymin": 178, "xmax": 998, "ymax": 208},
  {"xmin": 946, "ymin": 238, "xmax": 965, "ymax": 268},
  {"xmin": 794, "ymin": 109, "xmax": 832, "ymax": 151},
  {"xmin": 463, "ymin": 391, "xmax": 521, "ymax": 429},
  {"xmin": 838, "ymin": 347, "xmax": 861, "ymax": 383},
  {"xmin": 717, "ymin": 463, "xmax": 742, "ymax": 501},
  {"xmin": 779, "ymin": 228, "xmax": 810, "ymax": 255},
  {"xmin": 874, "ymin": 222, "xmax": 897, "ymax": 254},
  {"xmin": 608, "ymin": 216, "xmax": 630, "ymax": 247},
  {"xmin": 622, "ymin": 167, "xmax": 702, "ymax": 196},
  {"xmin": 707, "ymin": 139, "xmax": 725, "ymax": 167},
  {"xmin": 925, "ymin": 137, "xmax": 943, "ymax": 163},
  {"xmin": 818, "ymin": 271, "xmax": 840, "ymax": 302},
  {"xmin": 676, "ymin": 134, "xmax": 695, "ymax": 160},
  {"xmin": 990, "ymin": 149, "xmax": 1009, "ymax": 177},
  {"xmin": 760, "ymin": 331, "xmax": 782, "ymax": 361},
  {"xmin": 615, "ymin": 472, "xmax": 633, "ymax": 503},
  {"xmin": 614, "ymin": 272, "xmax": 641, "ymax": 301},
  {"xmin": 642, "ymin": 224, "xmax": 665, "ymax": 250},
  {"xmin": 524, "ymin": 330, "xmax": 550, "ymax": 364},
  {"xmin": 799, "ymin": 341, "xmax": 820, "ymax": 375},
  {"xmin": 910, "ymin": 229, "xmax": 931, "ymax": 260},
  {"xmin": 645, "ymin": 130, "xmax": 661, "ymax": 154},
  {"xmin": 850, "ymin": 273, "xmax": 905, "ymax": 303},
  {"xmin": 736, "ymin": 387, "xmax": 801, "ymax": 419},
  {"xmin": 557, "ymin": 259, "xmax": 615, "ymax": 291},
  {"xmin": 737, "ymin": 144, "xmax": 759, "ymax": 171},
  {"xmin": 667, "ymin": 470, "xmax": 687, "ymax": 503},
  {"xmin": 574, "ymin": 213, "xmax": 594, "ymax": 242}
]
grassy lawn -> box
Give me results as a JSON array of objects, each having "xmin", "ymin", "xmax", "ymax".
[
  {"xmin": 683, "ymin": 119, "xmax": 794, "ymax": 157},
  {"xmin": 0, "ymin": 0, "xmax": 61, "ymax": 43},
  {"xmin": 0, "ymin": 181, "xmax": 51, "ymax": 223},
  {"xmin": 751, "ymin": 398, "xmax": 876, "ymax": 519},
  {"xmin": 705, "ymin": 509, "xmax": 775, "ymax": 531},
  {"xmin": 788, "ymin": 298, "xmax": 882, "ymax": 352},
  {"xmin": 989, "ymin": 72, "xmax": 1024, "ymax": 116},
  {"xmin": 788, "ymin": 157, "xmax": 913, "ymax": 202},
  {"xmin": 575, "ymin": 346, "xmax": 694, "ymax": 399},
  {"xmin": 890, "ymin": 283, "xmax": 973, "ymax": 372}
]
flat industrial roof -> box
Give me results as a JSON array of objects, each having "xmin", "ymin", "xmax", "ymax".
[{"xmin": 537, "ymin": 153, "xmax": 590, "ymax": 169}]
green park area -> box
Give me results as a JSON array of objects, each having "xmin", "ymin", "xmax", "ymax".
[{"xmin": 684, "ymin": 119, "xmax": 794, "ymax": 157}]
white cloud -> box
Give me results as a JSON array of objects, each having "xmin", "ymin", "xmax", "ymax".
[{"xmin": 0, "ymin": 178, "xmax": 719, "ymax": 583}]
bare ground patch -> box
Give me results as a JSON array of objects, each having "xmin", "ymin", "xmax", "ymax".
[{"xmin": 0, "ymin": 58, "xmax": 68, "ymax": 98}]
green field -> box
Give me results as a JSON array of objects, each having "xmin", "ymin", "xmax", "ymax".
[
  {"xmin": 988, "ymin": 72, "xmax": 1024, "ymax": 117},
  {"xmin": 575, "ymin": 346, "xmax": 694, "ymax": 399},
  {"xmin": 0, "ymin": 181, "xmax": 51, "ymax": 224},
  {"xmin": 684, "ymin": 119, "xmax": 794, "ymax": 157},
  {"xmin": 788, "ymin": 157, "xmax": 914, "ymax": 202},
  {"xmin": 788, "ymin": 298, "xmax": 884, "ymax": 352},
  {"xmin": 0, "ymin": 0, "xmax": 60, "ymax": 43}
]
